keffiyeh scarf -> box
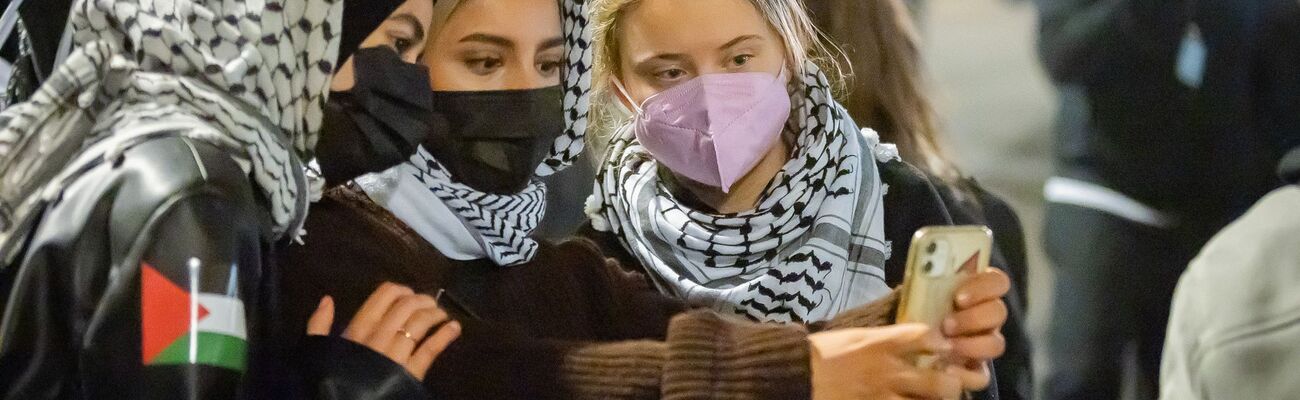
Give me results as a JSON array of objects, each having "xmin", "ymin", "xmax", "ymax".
[
  {"xmin": 589, "ymin": 62, "xmax": 897, "ymax": 323},
  {"xmin": 0, "ymin": 0, "xmax": 343, "ymax": 262},
  {"xmin": 358, "ymin": 0, "xmax": 591, "ymax": 267}
]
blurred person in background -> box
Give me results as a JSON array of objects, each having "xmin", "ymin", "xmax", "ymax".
[
  {"xmin": 1161, "ymin": 1, "xmax": 1300, "ymax": 398},
  {"xmin": 1034, "ymin": 0, "xmax": 1286, "ymax": 398},
  {"xmin": 807, "ymin": 0, "xmax": 1033, "ymax": 398}
]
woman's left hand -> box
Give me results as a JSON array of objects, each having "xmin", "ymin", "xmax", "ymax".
[{"xmin": 942, "ymin": 268, "xmax": 1010, "ymax": 391}]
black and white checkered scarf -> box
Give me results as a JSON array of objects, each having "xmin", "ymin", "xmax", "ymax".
[
  {"xmin": 0, "ymin": 0, "xmax": 344, "ymax": 258},
  {"xmin": 590, "ymin": 62, "xmax": 896, "ymax": 322},
  {"xmin": 358, "ymin": 0, "xmax": 591, "ymax": 267}
]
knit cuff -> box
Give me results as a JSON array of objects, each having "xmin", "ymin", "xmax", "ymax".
[
  {"xmin": 820, "ymin": 288, "xmax": 901, "ymax": 331},
  {"xmin": 662, "ymin": 311, "xmax": 812, "ymax": 400},
  {"xmin": 560, "ymin": 340, "xmax": 668, "ymax": 399}
]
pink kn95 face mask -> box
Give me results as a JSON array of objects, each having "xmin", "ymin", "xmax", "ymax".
[{"xmin": 616, "ymin": 68, "xmax": 791, "ymax": 193}]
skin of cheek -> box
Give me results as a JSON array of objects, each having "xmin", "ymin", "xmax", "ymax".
[{"xmin": 331, "ymin": 59, "xmax": 358, "ymax": 91}]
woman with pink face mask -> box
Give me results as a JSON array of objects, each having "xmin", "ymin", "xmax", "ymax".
[{"xmin": 584, "ymin": 0, "xmax": 1012, "ymax": 398}]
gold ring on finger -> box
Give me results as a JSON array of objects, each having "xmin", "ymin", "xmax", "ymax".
[{"xmin": 396, "ymin": 328, "xmax": 417, "ymax": 343}]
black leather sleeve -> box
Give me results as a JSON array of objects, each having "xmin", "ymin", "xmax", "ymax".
[
  {"xmin": 0, "ymin": 192, "xmax": 263, "ymax": 399},
  {"xmin": 130, "ymin": 192, "xmax": 264, "ymax": 399},
  {"xmin": 0, "ymin": 136, "xmax": 268, "ymax": 399},
  {"xmin": 296, "ymin": 335, "xmax": 429, "ymax": 399}
]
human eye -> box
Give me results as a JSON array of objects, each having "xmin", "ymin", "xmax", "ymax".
[
  {"xmin": 730, "ymin": 54, "xmax": 755, "ymax": 67},
  {"xmin": 655, "ymin": 68, "xmax": 688, "ymax": 82},
  {"xmin": 463, "ymin": 52, "xmax": 505, "ymax": 76}
]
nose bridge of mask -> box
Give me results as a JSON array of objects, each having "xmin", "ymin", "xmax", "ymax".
[
  {"xmin": 710, "ymin": 70, "xmax": 792, "ymax": 192},
  {"xmin": 697, "ymin": 71, "xmax": 782, "ymax": 131},
  {"xmin": 423, "ymin": 85, "xmax": 566, "ymax": 194},
  {"xmin": 434, "ymin": 87, "xmax": 563, "ymax": 140}
]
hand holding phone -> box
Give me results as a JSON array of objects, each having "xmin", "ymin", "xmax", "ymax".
[{"xmin": 896, "ymin": 226, "xmax": 993, "ymax": 369}]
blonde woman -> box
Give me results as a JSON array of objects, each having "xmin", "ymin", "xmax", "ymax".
[{"xmin": 584, "ymin": 0, "xmax": 1010, "ymax": 396}]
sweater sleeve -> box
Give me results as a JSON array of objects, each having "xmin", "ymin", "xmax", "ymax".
[
  {"xmin": 555, "ymin": 311, "xmax": 813, "ymax": 400},
  {"xmin": 419, "ymin": 240, "xmax": 817, "ymax": 400},
  {"xmin": 815, "ymin": 289, "xmax": 901, "ymax": 332},
  {"xmin": 422, "ymin": 309, "xmax": 814, "ymax": 400}
]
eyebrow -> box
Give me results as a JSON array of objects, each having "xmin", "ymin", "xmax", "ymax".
[
  {"xmin": 639, "ymin": 53, "xmax": 689, "ymax": 64},
  {"xmin": 538, "ymin": 36, "xmax": 565, "ymax": 52},
  {"xmin": 386, "ymin": 13, "xmax": 425, "ymax": 43},
  {"xmin": 719, "ymin": 35, "xmax": 763, "ymax": 51},
  {"xmin": 460, "ymin": 33, "xmax": 515, "ymax": 48},
  {"xmin": 635, "ymin": 35, "xmax": 764, "ymax": 65}
]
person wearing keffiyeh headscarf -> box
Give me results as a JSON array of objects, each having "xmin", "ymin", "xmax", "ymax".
[
  {"xmin": 0, "ymin": 0, "xmax": 447, "ymax": 398},
  {"xmin": 273, "ymin": 1, "xmax": 1000, "ymax": 399},
  {"xmin": 578, "ymin": 0, "xmax": 1015, "ymax": 398}
]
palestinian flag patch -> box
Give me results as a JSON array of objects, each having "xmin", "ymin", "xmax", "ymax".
[{"xmin": 141, "ymin": 263, "xmax": 248, "ymax": 372}]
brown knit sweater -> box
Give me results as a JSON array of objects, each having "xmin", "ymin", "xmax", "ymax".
[{"xmin": 275, "ymin": 186, "xmax": 897, "ymax": 399}]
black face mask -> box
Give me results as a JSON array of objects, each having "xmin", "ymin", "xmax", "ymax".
[
  {"xmin": 315, "ymin": 46, "xmax": 433, "ymax": 186},
  {"xmin": 423, "ymin": 85, "xmax": 565, "ymax": 195}
]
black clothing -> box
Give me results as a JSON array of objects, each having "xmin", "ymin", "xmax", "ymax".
[
  {"xmin": 0, "ymin": 137, "xmax": 261, "ymax": 398},
  {"xmin": 1279, "ymin": 146, "xmax": 1300, "ymax": 185},
  {"xmin": 535, "ymin": 150, "xmax": 597, "ymax": 239},
  {"xmin": 4, "ymin": 0, "xmax": 71, "ymax": 80},
  {"xmin": 0, "ymin": 3, "xmax": 416, "ymax": 395},
  {"xmin": 0, "ymin": 137, "xmax": 412, "ymax": 398},
  {"xmin": 1041, "ymin": 202, "xmax": 1208, "ymax": 400},
  {"xmin": 932, "ymin": 181, "xmax": 1032, "ymax": 400},
  {"xmin": 1035, "ymin": 1, "xmax": 1289, "ymax": 397},
  {"xmin": 1257, "ymin": 0, "xmax": 1300, "ymax": 156},
  {"xmin": 1036, "ymin": 0, "xmax": 1277, "ymax": 217}
]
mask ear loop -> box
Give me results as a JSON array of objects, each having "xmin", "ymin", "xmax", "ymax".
[{"xmin": 610, "ymin": 77, "xmax": 643, "ymax": 116}]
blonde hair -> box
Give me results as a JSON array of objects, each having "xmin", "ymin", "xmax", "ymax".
[{"xmin": 588, "ymin": 0, "xmax": 849, "ymax": 157}]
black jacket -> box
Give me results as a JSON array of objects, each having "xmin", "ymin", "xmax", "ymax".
[
  {"xmin": 1035, "ymin": 0, "xmax": 1283, "ymax": 220},
  {"xmin": 932, "ymin": 180, "xmax": 1032, "ymax": 400},
  {"xmin": 0, "ymin": 136, "xmax": 421, "ymax": 399}
]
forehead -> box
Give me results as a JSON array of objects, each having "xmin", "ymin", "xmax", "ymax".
[
  {"xmin": 439, "ymin": 0, "xmax": 562, "ymax": 39},
  {"xmin": 620, "ymin": 0, "xmax": 772, "ymax": 54},
  {"xmin": 390, "ymin": 0, "xmax": 435, "ymax": 20}
]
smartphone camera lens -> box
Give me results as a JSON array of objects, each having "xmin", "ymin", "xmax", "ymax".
[
  {"xmin": 923, "ymin": 261, "xmax": 934, "ymax": 274},
  {"xmin": 926, "ymin": 242, "xmax": 937, "ymax": 254}
]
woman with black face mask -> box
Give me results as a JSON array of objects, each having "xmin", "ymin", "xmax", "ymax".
[
  {"xmin": 0, "ymin": 0, "xmax": 448, "ymax": 398},
  {"xmin": 276, "ymin": 1, "xmax": 982, "ymax": 399}
]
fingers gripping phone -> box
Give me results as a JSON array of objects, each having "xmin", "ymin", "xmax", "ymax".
[{"xmin": 896, "ymin": 226, "xmax": 992, "ymax": 367}]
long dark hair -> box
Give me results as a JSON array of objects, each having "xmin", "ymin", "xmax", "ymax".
[{"xmin": 807, "ymin": 0, "xmax": 964, "ymax": 186}]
